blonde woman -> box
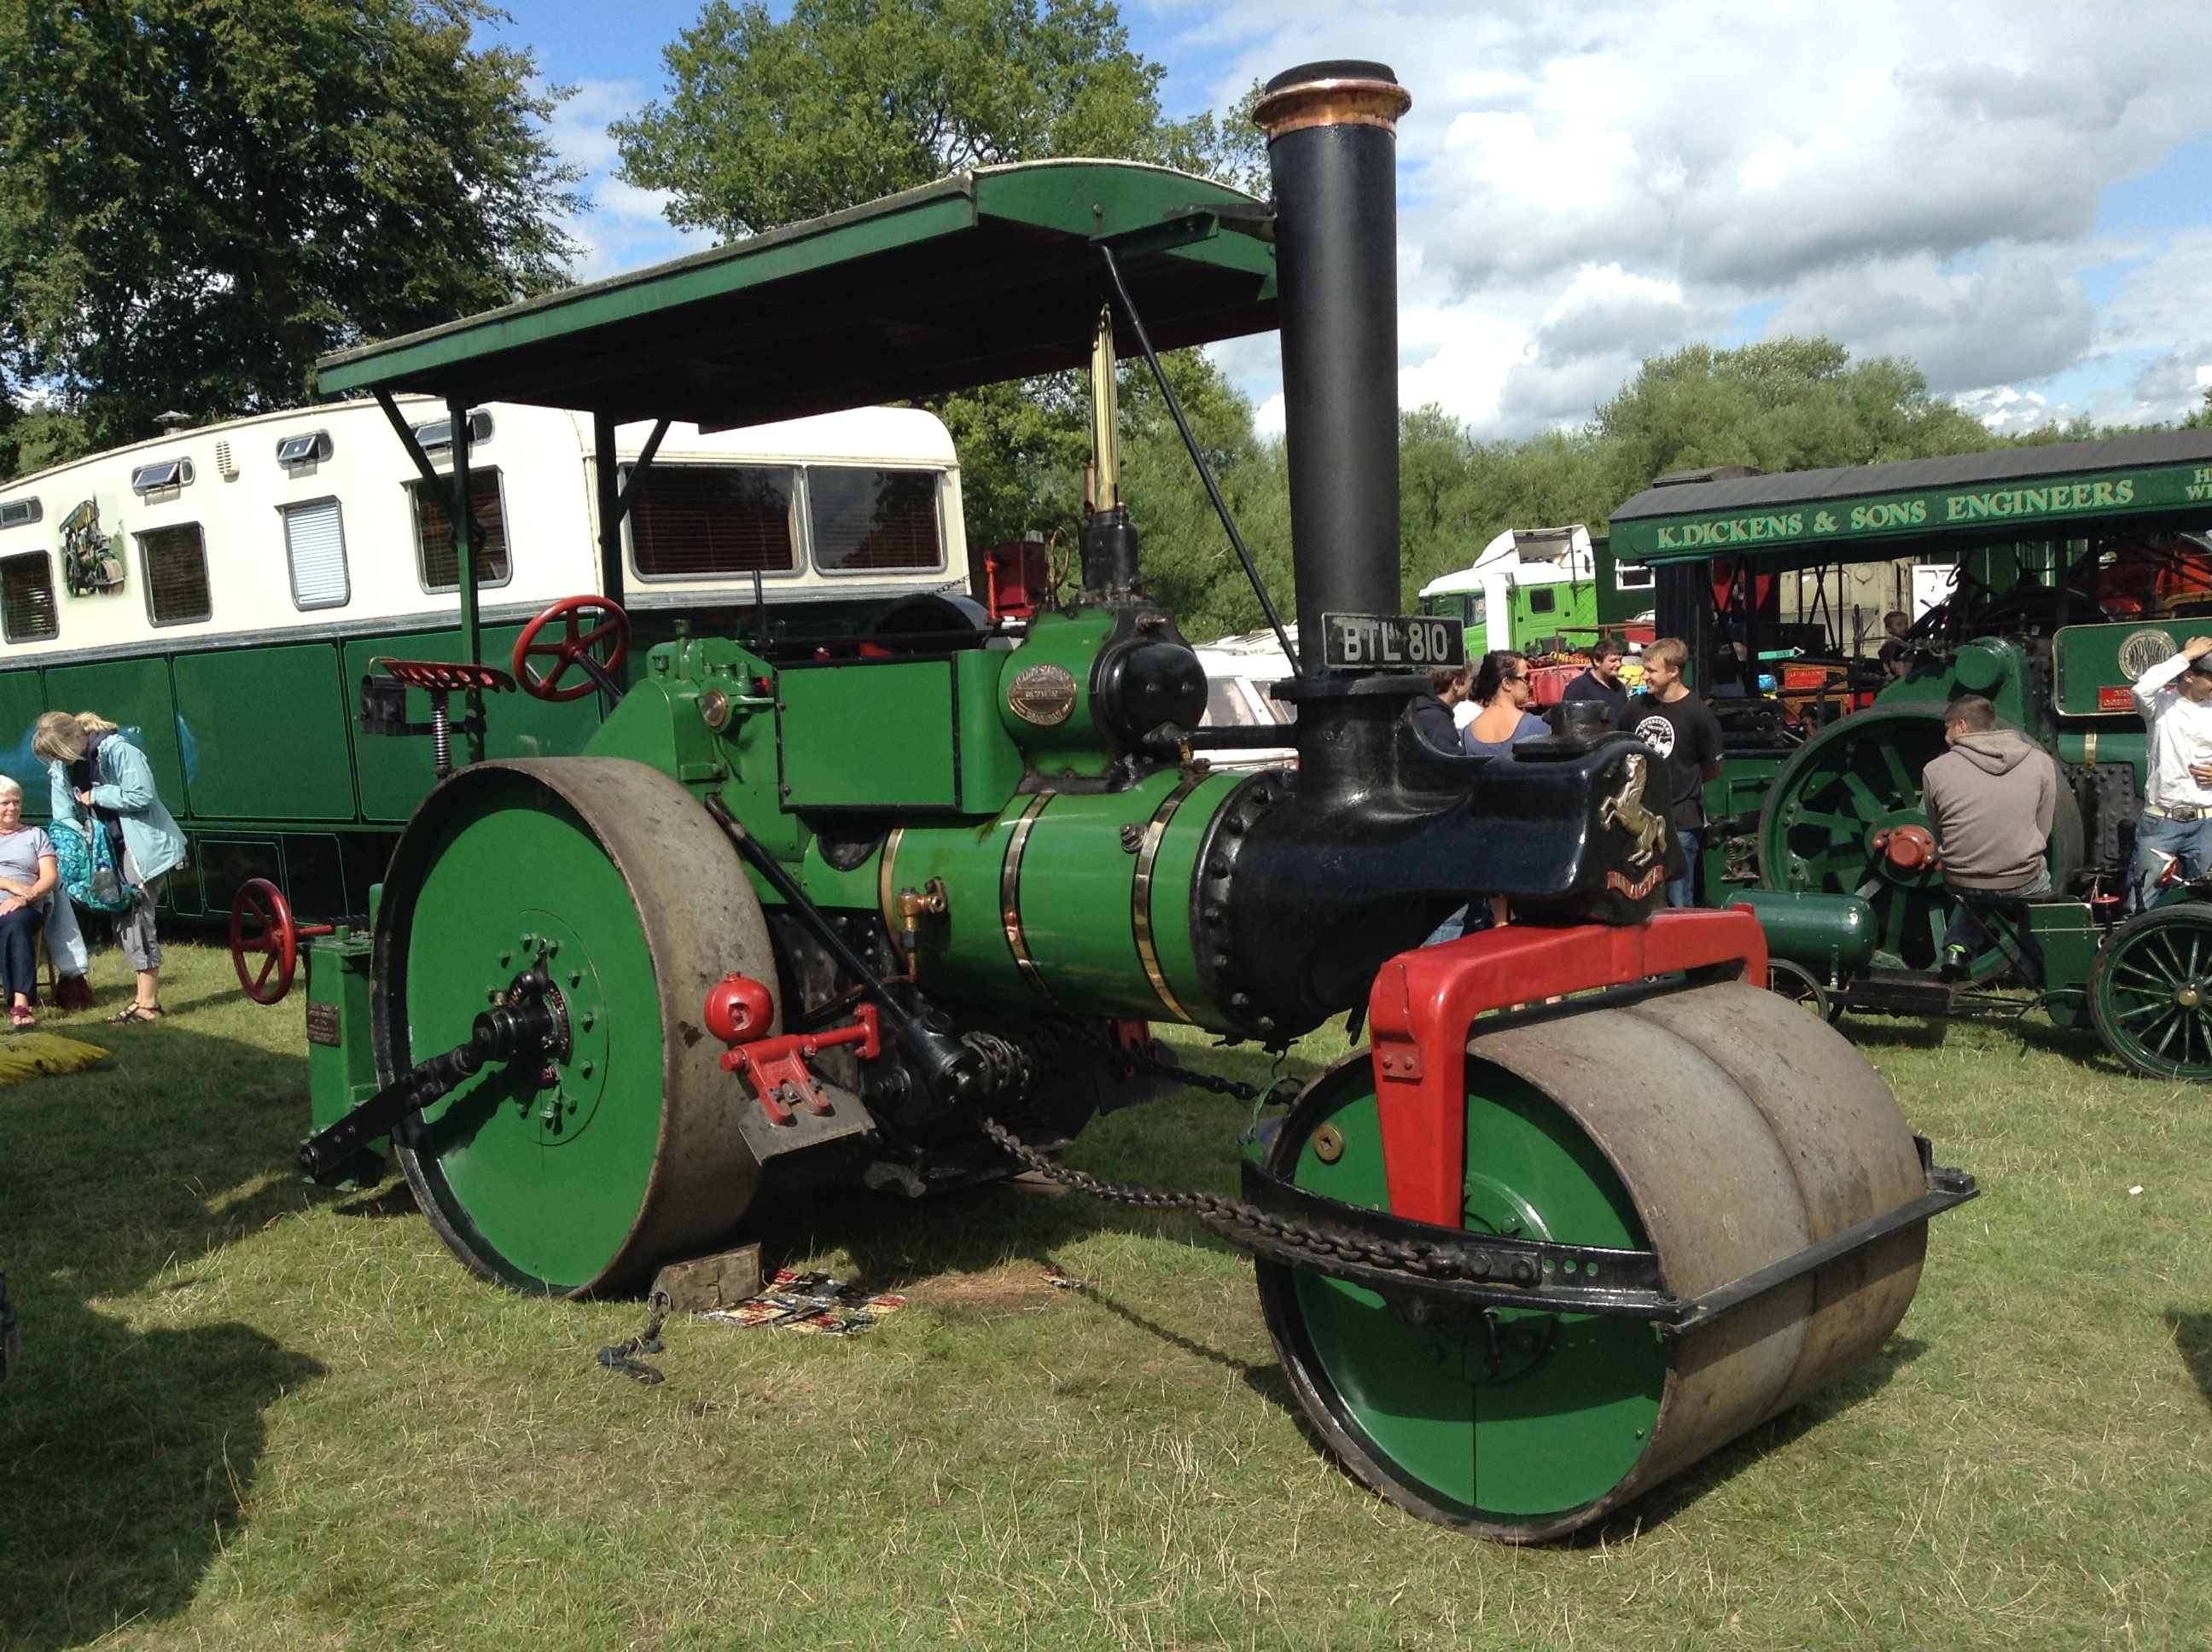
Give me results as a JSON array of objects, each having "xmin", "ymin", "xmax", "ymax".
[
  {"xmin": 32, "ymin": 711, "xmax": 185, "ymax": 1022},
  {"xmin": 0, "ymin": 776, "xmax": 58, "ymax": 1027}
]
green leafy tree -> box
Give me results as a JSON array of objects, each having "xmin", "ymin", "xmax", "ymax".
[
  {"xmin": 0, "ymin": 0, "xmax": 581, "ymax": 462},
  {"xmin": 613, "ymin": 0, "xmax": 1253, "ymax": 236}
]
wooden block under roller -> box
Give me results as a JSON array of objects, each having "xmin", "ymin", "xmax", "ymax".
[{"xmin": 649, "ymin": 1242, "xmax": 764, "ymax": 1312}]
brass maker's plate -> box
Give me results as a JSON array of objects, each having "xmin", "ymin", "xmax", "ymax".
[{"xmin": 1008, "ymin": 663, "xmax": 1079, "ymax": 725}]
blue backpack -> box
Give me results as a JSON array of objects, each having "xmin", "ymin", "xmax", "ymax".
[{"xmin": 49, "ymin": 818, "xmax": 134, "ymax": 913}]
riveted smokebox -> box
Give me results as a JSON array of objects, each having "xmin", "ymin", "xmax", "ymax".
[{"xmin": 1254, "ymin": 61, "xmax": 1412, "ymax": 676}]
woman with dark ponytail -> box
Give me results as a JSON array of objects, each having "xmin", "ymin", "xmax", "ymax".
[{"xmin": 1461, "ymin": 650, "xmax": 1550, "ymax": 758}]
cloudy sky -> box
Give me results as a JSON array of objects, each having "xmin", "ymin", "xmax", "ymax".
[{"xmin": 494, "ymin": 0, "xmax": 2212, "ymax": 442}]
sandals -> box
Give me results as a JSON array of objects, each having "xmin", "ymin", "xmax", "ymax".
[
  {"xmin": 9, "ymin": 1006, "xmax": 34, "ymax": 1030},
  {"xmin": 108, "ymin": 1003, "xmax": 164, "ymax": 1024}
]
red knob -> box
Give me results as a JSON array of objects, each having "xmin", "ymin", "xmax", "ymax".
[
  {"xmin": 1880, "ymin": 824, "xmax": 1938, "ymax": 870},
  {"xmin": 702, "ymin": 973, "xmax": 774, "ymax": 1046}
]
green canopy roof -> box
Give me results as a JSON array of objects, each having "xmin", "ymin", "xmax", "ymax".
[
  {"xmin": 1610, "ymin": 428, "xmax": 2212, "ymax": 567},
  {"xmin": 316, "ymin": 160, "xmax": 1276, "ymax": 428}
]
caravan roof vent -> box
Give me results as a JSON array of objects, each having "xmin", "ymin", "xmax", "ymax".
[
  {"xmin": 410, "ymin": 410, "xmax": 494, "ymax": 455},
  {"xmin": 276, "ymin": 431, "xmax": 334, "ymax": 470},
  {"xmin": 131, "ymin": 457, "xmax": 195, "ymax": 495}
]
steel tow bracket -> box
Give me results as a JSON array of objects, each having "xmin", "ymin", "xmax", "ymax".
[{"xmin": 1229, "ymin": 1145, "xmax": 1977, "ymax": 1331}]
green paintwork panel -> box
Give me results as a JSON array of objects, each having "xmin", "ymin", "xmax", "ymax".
[
  {"xmin": 2030, "ymin": 903, "xmax": 2101, "ymax": 1027},
  {"xmin": 173, "ymin": 643, "xmax": 356, "ymax": 820},
  {"xmin": 0, "ymin": 668, "xmax": 52, "ymax": 817},
  {"xmin": 1288, "ymin": 1059, "xmax": 1662, "ymax": 1519},
  {"xmin": 779, "ymin": 660, "xmax": 958, "ymax": 809},
  {"xmin": 2052, "ymin": 622, "xmax": 2179, "ymax": 719},
  {"xmin": 1616, "ymin": 449, "xmax": 2212, "ymax": 566},
  {"xmin": 345, "ymin": 626, "xmax": 601, "ymax": 822},
  {"xmin": 44, "ymin": 655, "xmax": 185, "ymax": 808},
  {"xmin": 2054, "ymin": 728, "xmax": 2145, "ymax": 800},
  {"xmin": 894, "ymin": 809, "xmax": 1036, "ymax": 1009},
  {"xmin": 306, "ymin": 931, "xmax": 385, "ymax": 1181},
  {"xmin": 953, "ymin": 650, "xmax": 1025, "ymax": 809},
  {"xmin": 404, "ymin": 791, "xmax": 655, "ymax": 1290},
  {"xmin": 1874, "ymin": 635, "xmax": 2034, "ymax": 730},
  {"xmin": 996, "ymin": 610, "xmax": 1115, "ymax": 779}
]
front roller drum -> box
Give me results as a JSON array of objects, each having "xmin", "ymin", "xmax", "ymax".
[
  {"xmin": 374, "ymin": 759, "xmax": 780, "ymax": 1297},
  {"xmin": 1258, "ymin": 980, "xmax": 1929, "ymax": 1541}
]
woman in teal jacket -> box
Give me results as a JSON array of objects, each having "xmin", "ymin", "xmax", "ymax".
[{"xmin": 32, "ymin": 711, "xmax": 186, "ymax": 1022}]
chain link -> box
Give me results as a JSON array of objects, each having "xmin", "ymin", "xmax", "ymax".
[{"xmin": 977, "ymin": 1117, "xmax": 1516, "ymax": 1288}]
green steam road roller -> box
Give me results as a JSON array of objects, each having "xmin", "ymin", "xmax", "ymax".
[{"xmin": 256, "ymin": 61, "xmax": 1975, "ymax": 1539}]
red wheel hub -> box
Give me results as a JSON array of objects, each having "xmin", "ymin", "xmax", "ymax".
[
  {"xmin": 512, "ymin": 596, "xmax": 632, "ymax": 702},
  {"xmin": 1870, "ymin": 824, "xmax": 1939, "ymax": 871}
]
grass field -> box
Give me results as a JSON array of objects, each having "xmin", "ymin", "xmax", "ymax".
[{"xmin": 2, "ymin": 941, "xmax": 2209, "ymax": 1649}]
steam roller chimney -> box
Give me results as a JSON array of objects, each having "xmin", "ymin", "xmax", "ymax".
[{"xmin": 1254, "ymin": 61, "xmax": 1412, "ymax": 674}]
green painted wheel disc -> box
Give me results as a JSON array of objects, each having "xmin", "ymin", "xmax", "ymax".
[
  {"xmin": 2090, "ymin": 905, "xmax": 2212, "ymax": 1080},
  {"xmin": 403, "ymin": 796, "xmax": 661, "ymax": 1288},
  {"xmin": 1257, "ymin": 1054, "xmax": 1663, "ymax": 1532},
  {"xmin": 378, "ymin": 759, "xmax": 777, "ymax": 1297}
]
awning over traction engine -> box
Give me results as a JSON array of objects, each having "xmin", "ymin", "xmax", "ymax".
[
  {"xmin": 1611, "ymin": 427, "xmax": 2212, "ymax": 569},
  {"xmin": 316, "ymin": 160, "xmax": 1278, "ymax": 428}
]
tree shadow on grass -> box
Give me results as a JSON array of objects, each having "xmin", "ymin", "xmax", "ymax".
[
  {"xmin": 0, "ymin": 1021, "xmax": 331, "ymax": 1649},
  {"xmin": 2163, "ymin": 1311, "xmax": 2212, "ymax": 1410}
]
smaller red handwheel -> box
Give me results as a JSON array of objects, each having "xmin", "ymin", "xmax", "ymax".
[
  {"xmin": 513, "ymin": 595, "xmax": 632, "ymax": 702},
  {"xmin": 230, "ymin": 879, "xmax": 333, "ymax": 1005}
]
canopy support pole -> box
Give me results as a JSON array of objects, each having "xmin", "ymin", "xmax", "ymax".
[{"xmin": 448, "ymin": 395, "xmax": 487, "ymax": 766}]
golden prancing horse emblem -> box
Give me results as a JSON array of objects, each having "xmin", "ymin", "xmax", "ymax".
[{"xmin": 1600, "ymin": 753, "xmax": 1669, "ymax": 868}]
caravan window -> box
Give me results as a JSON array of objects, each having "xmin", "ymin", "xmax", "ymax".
[
  {"xmin": 0, "ymin": 550, "xmax": 57, "ymax": 641},
  {"xmin": 808, "ymin": 468, "xmax": 943, "ymax": 573},
  {"xmin": 627, "ymin": 464, "xmax": 799, "ymax": 579},
  {"xmin": 283, "ymin": 498, "xmax": 349, "ymax": 610},
  {"xmin": 139, "ymin": 524, "xmax": 211, "ymax": 625},
  {"xmin": 411, "ymin": 471, "xmax": 511, "ymax": 591},
  {"xmin": 1615, "ymin": 561, "xmax": 1654, "ymax": 591},
  {"xmin": 0, "ymin": 498, "xmax": 40, "ymax": 531}
]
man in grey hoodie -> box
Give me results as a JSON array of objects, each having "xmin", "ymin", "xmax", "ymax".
[{"xmin": 1920, "ymin": 694, "xmax": 2058, "ymax": 980}]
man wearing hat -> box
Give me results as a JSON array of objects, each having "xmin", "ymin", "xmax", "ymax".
[{"xmin": 2128, "ymin": 636, "xmax": 2212, "ymax": 910}]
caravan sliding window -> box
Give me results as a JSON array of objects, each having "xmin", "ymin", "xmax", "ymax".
[
  {"xmin": 0, "ymin": 550, "xmax": 57, "ymax": 641},
  {"xmin": 809, "ymin": 468, "xmax": 943, "ymax": 573},
  {"xmin": 283, "ymin": 498, "xmax": 349, "ymax": 609},
  {"xmin": 410, "ymin": 470, "xmax": 511, "ymax": 591},
  {"xmin": 140, "ymin": 524, "xmax": 211, "ymax": 625},
  {"xmin": 626, "ymin": 464, "xmax": 799, "ymax": 579}
]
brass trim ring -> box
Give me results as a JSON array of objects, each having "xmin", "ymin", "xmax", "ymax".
[
  {"xmin": 1253, "ymin": 77, "xmax": 1412, "ymax": 140},
  {"xmin": 1131, "ymin": 776, "xmax": 1204, "ymax": 1022},
  {"xmin": 1000, "ymin": 792, "xmax": 1058, "ymax": 1004},
  {"xmin": 877, "ymin": 824, "xmax": 907, "ymax": 964}
]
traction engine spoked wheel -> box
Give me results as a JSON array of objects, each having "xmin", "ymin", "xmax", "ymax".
[
  {"xmin": 2088, "ymin": 905, "xmax": 2212, "ymax": 1080},
  {"xmin": 1255, "ymin": 982, "xmax": 1929, "ymax": 1540},
  {"xmin": 513, "ymin": 596, "xmax": 632, "ymax": 702},
  {"xmin": 229, "ymin": 877, "xmax": 332, "ymax": 1004},
  {"xmin": 1757, "ymin": 706, "xmax": 2080, "ymax": 975},
  {"xmin": 375, "ymin": 758, "xmax": 778, "ymax": 1296}
]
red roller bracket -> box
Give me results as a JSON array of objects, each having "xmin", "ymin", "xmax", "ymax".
[{"xmin": 1364, "ymin": 910, "xmax": 1768, "ymax": 1226}]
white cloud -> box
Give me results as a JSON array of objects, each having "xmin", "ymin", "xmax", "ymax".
[
  {"xmin": 540, "ymin": 78, "xmax": 714, "ymax": 281},
  {"xmin": 1143, "ymin": 0, "xmax": 2212, "ymax": 435}
]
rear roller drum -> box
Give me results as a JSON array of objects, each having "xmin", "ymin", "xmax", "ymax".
[
  {"xmin": 375, "ymin": 759, "xmax": 779, "ymax": 1296},
  {"xmin": 1257, "ymin": 980, "xmax": 1928, "ymax": 1540}
]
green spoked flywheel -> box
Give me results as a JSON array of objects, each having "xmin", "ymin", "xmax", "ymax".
[
  {"xmin": 375, "ymin": 759, "xmax": 778, "ymax": 1296},
  {"xmin": 2089, "ymin": 905, "xmax": 2212, "ymax": 1080},
  {"xmin": 1257, "ymin": 981, "xmax": 1930, "ymax": 1540},
  {"xmin": 1757, "ymin": 707, "xmax": 2079, "ymax": 974}
]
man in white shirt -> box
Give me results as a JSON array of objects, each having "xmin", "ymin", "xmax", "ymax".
[{"xmin": 2129, "ymin": 637, "xmax": 2212, "ymax": 910}]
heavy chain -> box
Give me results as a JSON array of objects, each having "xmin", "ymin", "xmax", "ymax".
[
  {"xmin": 596, "ymin": 1288, "xmax": 671, "ymax": 1385},
  {"xmin": 978, "ymin": 1117, "xmax": 1516, "ymax": 1288},
  {"xmin": 1098, "ymin": 1028, "xmax": 1286, "ymax": 1103}
]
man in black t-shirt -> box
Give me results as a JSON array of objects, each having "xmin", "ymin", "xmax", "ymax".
[
  {"xmin": 1627, "ymin": 637, "xmax": 1725, "ymax": 906},
  {"xmin": 1560, "ymin": 638, "xmax": 1628, "ymax": 729}
]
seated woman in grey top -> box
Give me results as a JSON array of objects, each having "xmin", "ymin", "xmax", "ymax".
[
  {"xmin": 1462, "ymin": 651, "xmax": 1551, "ymax": 758},
  {"xmin": 0, "ymin": 775, "xmax": 58, "ymax": 1027}
]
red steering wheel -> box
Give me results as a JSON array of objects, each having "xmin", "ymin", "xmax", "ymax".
[
  {"xmin": 513, "ymin": 596, "xmax": 632, "ymax": 702},
  {"xmin": 230, "ymin": 878, "xmax": 331, "ymax": 1006}
]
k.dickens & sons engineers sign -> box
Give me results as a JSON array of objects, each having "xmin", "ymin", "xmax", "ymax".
[{"xmin": 1615, "ymin": 459, "xmax": 2212, "ymax": 561}]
